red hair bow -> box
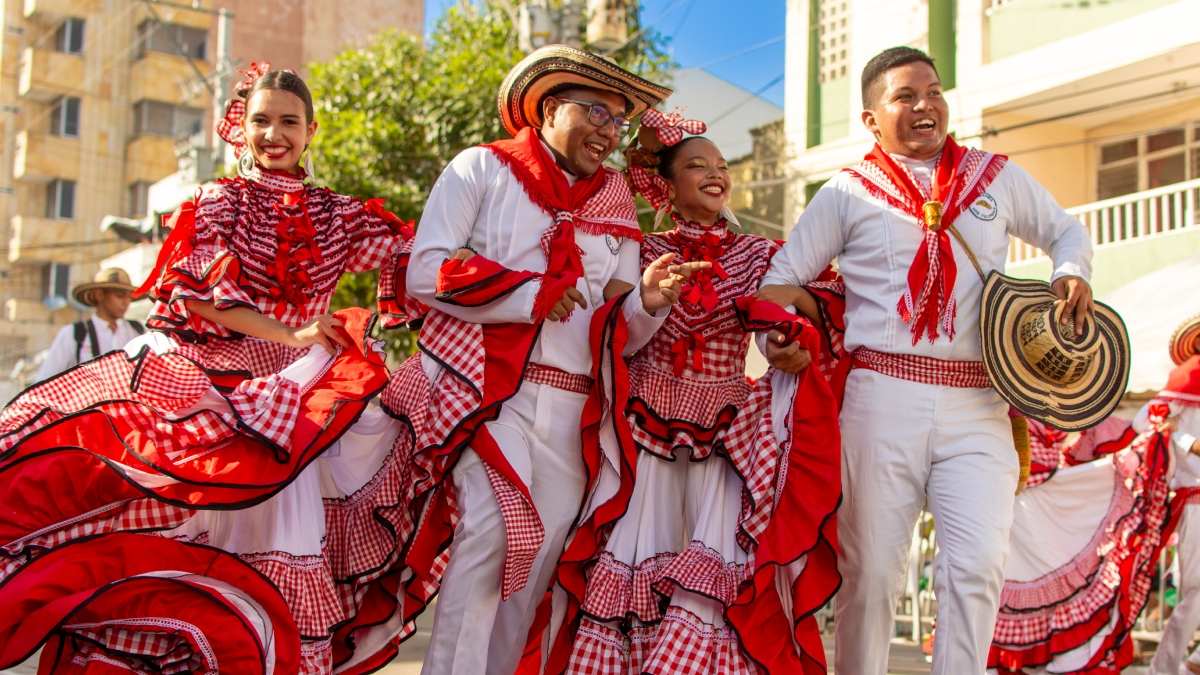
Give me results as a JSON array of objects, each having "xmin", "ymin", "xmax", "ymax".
[
  {"xmin": 629, "ymin": 165, "xmax": 670, "ymax": 211},
  {"xmin": 216, "ymin": 62, "xmax": 295, "ymax": 158},
  {"xmin": 640, "ymin": 108, "xmax": 707, "ymax": 146}
]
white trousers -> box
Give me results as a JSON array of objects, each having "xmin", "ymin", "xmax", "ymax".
[
  {"xmin": 1150, "ymin": 503, "xmax": 1200, "ymax": 675},
  {"xmin": 422, "ymin": 380, "xmax": 589, "ymax": 675},
  {"xmin": 834, "ymin": 369, "xmax": 1018, "ymax": 675}
]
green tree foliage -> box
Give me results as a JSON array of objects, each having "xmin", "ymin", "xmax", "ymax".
[{"xmin": 309, "ymin": 0, "xmax": 672, "ymax": 361}]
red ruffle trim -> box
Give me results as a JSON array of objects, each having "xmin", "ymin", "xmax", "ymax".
[
  {"xmin": 0, "ymin": 309, "xmax": 386, "ymax": 553},
  {"xmin": 627, "ymin": 361, "xmax": 750, "ymax": 461},
  {"xmin": 998, "ymin": 472, "xmax": 1133, "ymax": 611},
  {"xmin": 989, "ymin": 430, "xmax": 1173, "ymax": 673},
  {"xmin": 582, "ymin": 551, "xmax": 678, "ymax": 624},
  {"xmin": 146, "ymin": 247, "xmax": 260, "ymax": 344},
  {"xmin": 0, "ymin": 533, "xmax": 301, "ymax": 675},
  {"xmin": 240, "ymin": 551, "xmax": 344, "ymax": 640}
]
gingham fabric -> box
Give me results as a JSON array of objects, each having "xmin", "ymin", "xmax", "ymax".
[
  {"xmin": 630, "ymin": 216, "xmax": 778, "ymax": 459},
  {"xmin": 213, "ymin": 62, "xmax": 275, "ymax": 157},
  {"xmin": 241, "ymin": 551, "xmax": 344, "ymax": 639},
  {"xmin": 639, "ymin": 108, "xmax": 707, "ymax": 147},
  {"xmin": 851, "ymin": 346, "xmax": 992, "ymax": 388},
  {"xmin": 62, "ymin": 618, "xmax": 209, "ymax": 674},
  {"xmin": 847, "ymin": 139, "xmax": 1007, "ymax": 344},
  {"xmin": 525, "ymin": 362, "xmax": 594, "ymax": 394},
  {"xmin": 146, "ymin": 167, "xmax": 409, "ymax": 340},
  {"xmin": 991, "ymin": 422, "xmax": 1173, "ymax": 668},
  {"xmin": 639, "ymin": 606, "xmax": 763, "ymax": 675},
  {"xmin": 628, "ymin": 165, "xmax": 671, "ymax": 211}
]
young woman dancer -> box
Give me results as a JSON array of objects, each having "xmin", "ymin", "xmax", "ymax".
[
  {"xmin": 0, "ymin": 65, "xmax": 414, "ymax": 674},
  {"xmin": 558, "ymin": 116, "xmax": 842, "ymax": 674}
]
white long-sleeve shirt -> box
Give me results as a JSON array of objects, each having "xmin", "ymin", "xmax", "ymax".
[
  {"xmin": 37, "ymin": 316, "xmax": 142, "ymax": 381},
  {"xmin": 760, "ymin": 155, "xmax": 1093, "ymax": 361},
  {"xmin": 408, "ymin": 145, "xmax": 664, "ymax": 377},
  {"xmin": 1134, "ymin": 401, "xmax": 1200, "ymax": 489}
]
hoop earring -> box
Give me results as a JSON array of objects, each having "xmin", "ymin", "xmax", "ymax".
[{"xmin": 237, "ymin": 152, "xmax": 255, "ymax": 179}]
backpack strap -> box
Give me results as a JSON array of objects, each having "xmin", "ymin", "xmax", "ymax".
[
  {"xmin": 127, "ymin": 319, "xmax": 146, "ymax": 335},
  {"xmin": 72, "ymin": 321, "xmax": 87, "ymax": 365},
  {"xmin": 84, "ymin": 319, "xmax": 101, "ymax": 362}
]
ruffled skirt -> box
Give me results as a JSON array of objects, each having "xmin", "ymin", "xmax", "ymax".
[
  {"xmin": 0, "ymin": 312, "xmax": 414, "ymax": 675},
  {"xmin": 565, "ymin": 370, "xmax": 840, "ymax": 675},
  {"xmin": 989, "ymin": 438, "xmax": 1172, "ymax": 674}
]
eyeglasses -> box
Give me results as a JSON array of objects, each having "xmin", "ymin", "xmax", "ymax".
[{"xmin": 555, "ymin": 98, "xmax": 631, "ymax": 136}]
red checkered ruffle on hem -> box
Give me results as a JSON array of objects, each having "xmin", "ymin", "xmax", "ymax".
[
  {"xmin": 0, "ymin": 310, "xmax": 406, "ymax": 675},
  {"xmin": 0, "ymin": 533, "xmax": 301, "ymax": 675},
  {"xmin": 548, "ymin": 296, "xmax": 842, "ymax": 675},
  {"xmin": 988, "ymin": 416, "xmax": 1169, "ymax": 674}
]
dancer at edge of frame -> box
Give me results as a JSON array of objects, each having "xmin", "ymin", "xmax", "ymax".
[
  {"xmin": 548, "ymin": 112, "xmax": 841, "ymax": 674},
  {"xmin": 987, "ymin": 408, "xmax": 1170, "ymax": 675},
  {"xmin": 376, "ymin": 45, "xmax": 709, "ymax": 675},
  {"xmin": 1145, "ymin": 314, "xmax": 1200, "ymax": 675},
  {"xmin": 0, "ymin": 64, "xmax": 419, "ymax": 675},
  {"xmin": 753, "ymin": 45, "xmax": 1101, "ymax": 675}
]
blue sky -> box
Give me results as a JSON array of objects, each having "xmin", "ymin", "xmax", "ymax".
[{"xmin": 422, "ymin": 1, "xmax": 787, "ymax": 107}]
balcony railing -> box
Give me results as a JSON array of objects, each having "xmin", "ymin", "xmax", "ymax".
[{"xmin": 1007, "ymin": 177, "xmax": 1200, "ymax": 264}]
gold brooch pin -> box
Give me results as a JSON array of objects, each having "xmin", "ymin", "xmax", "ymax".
[{"xmin": 922, "ymin": 200, "xmax": 943, "ymax": 231}]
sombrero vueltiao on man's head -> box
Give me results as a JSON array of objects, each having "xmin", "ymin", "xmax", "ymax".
[
  {"xmin": 981, "ymin": 272, "xmax": 1131, "ymax": 431},
  {"xmin": 497, "ymin": 44, "xmax": 672, "ymax": 137}
]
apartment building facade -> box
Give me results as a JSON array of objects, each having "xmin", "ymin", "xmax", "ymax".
[{"xmin": 0, "ymin": 0, "xmax": 421, "ymax": 378}]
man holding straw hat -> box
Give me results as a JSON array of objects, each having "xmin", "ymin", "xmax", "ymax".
[
  {"xmin": 754, "ymin": 45, "xmax": 1104, "ymax": 674},
  {"xmin": 35, "ymin": 267, "xmax": 144, "ymax": 381}
]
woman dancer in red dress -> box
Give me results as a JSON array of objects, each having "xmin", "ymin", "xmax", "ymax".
[
  {"xmin": 558, "ymin": 115, "xmax": 842, "ymax": 674},
  {"xmin": 0, "ymin": 65, "xmax": 414, "ymax": 674}
]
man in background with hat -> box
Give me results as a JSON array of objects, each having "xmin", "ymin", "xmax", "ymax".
[
  {"xmin": 1143, "ymin": 313, "xmax": 1200, "ymax": 675},
  {"xmin": 36, "ymin": 267, "xmax": 144, "ymax": 382},
  {"xmin": 754, "ymin": 46, "xmax": 1094, "ymax": 674},
  {"xmin": 390, "ymin": 45, "xmax": 696, "ymax": 675}
]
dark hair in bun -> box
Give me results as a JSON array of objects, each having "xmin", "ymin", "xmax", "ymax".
[
  {"xmin": 656, "ymin": 136, "xmax": 714, "ymax": 181},
  {"xmin": 238, "ymin": 70, "xmax": 314, "ymax": 123}
]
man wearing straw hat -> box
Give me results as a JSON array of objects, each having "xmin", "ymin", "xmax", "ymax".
[
  {"xmin": 388, "ymin": 46, "xmax": 703, "ymax": 675},
  {"xmin": 1144, "ymin": 314, "xmax": 1200, "ymax": 675},
  {"xmin": 756, "ymin": 46, "xmax": 1098, "ymax": 674},
  {"xmin": 35, "ymin": 267, "xmax": 144, "ymax": 381}
]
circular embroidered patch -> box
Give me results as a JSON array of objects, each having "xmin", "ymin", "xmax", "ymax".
[
  {"xmin": 969, "ymin": 192, "xmax": 999, "ymax": 221},
  {"xmin": 605, "ymin": 233, "xmax": 621, "ymax": 255}
]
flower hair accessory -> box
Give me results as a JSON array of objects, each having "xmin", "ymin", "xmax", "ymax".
[
  {"xmin": 628, "ymin": 164, "xmax": 675, "ymax": 229},
  {"xmin": 215, "ymin": 62, "xmax": 296, "ymax": 157},
  {"xmin": 640, "ymin": 107, "xmax": 707, "ymax": 147}
]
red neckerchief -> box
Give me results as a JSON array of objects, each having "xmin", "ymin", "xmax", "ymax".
[
  {"xmin": 848, "ymin": 136, "xmax": 1006, "ymax": 344},
  {"xmin": 484, "ymin": 128, "xmax": 610, "ymax": 322}
]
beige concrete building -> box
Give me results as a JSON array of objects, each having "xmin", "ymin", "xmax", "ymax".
[{"xmin": 0, "ymin": 0, "xmax": 421, "ymax": 384}]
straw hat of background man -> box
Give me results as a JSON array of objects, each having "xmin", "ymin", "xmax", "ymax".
[
  {"xmin": 1170, "ymin": 313, "xmax": 1200, "ymax": 366},
  {"xmin": 73, "ymin": 267, "xmax": 136, "ymax": 317}
]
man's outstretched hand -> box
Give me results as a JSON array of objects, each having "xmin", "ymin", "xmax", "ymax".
[{"xmin": 641, "ymin": 253, "xmax": 712, "ymax": 313}]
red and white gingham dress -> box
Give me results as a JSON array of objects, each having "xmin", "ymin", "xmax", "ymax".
[
  {"xmin": 567, "ymin": 215, "xmax": 782, "ymax": 674},
  {"xmin": 0, "ymin": 165, "xmax": 413, "ymax": 675}
]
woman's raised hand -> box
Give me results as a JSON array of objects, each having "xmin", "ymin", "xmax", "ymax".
[
  {"xmin": 640, "ymin": 252, "xmax": 712, "ymax": 313},
  {"xmin": 287, "ymin": 313, "xmax": 350, "ymax": 355}
]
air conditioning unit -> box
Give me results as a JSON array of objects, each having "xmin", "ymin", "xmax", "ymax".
[{"xmin": 42, "ymin": 262, "xmax": 69, "ymax": 311}]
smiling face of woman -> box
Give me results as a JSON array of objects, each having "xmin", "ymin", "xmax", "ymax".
[
  {"xmin": 241, "ymin": 88, "xmax": 318, "ymax": 174},
  {"xmin": 663, "ymin": 138, "xmax": 731, "ymax": 225}
]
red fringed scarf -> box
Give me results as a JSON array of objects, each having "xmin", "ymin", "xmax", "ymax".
[
  {"xmin": 846, "ymin": 136, "xmax": 1007, "ymax": 344},
  {"xmin": 484, "ymin": 127, "xmax": 641, "ymax": 322}
]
